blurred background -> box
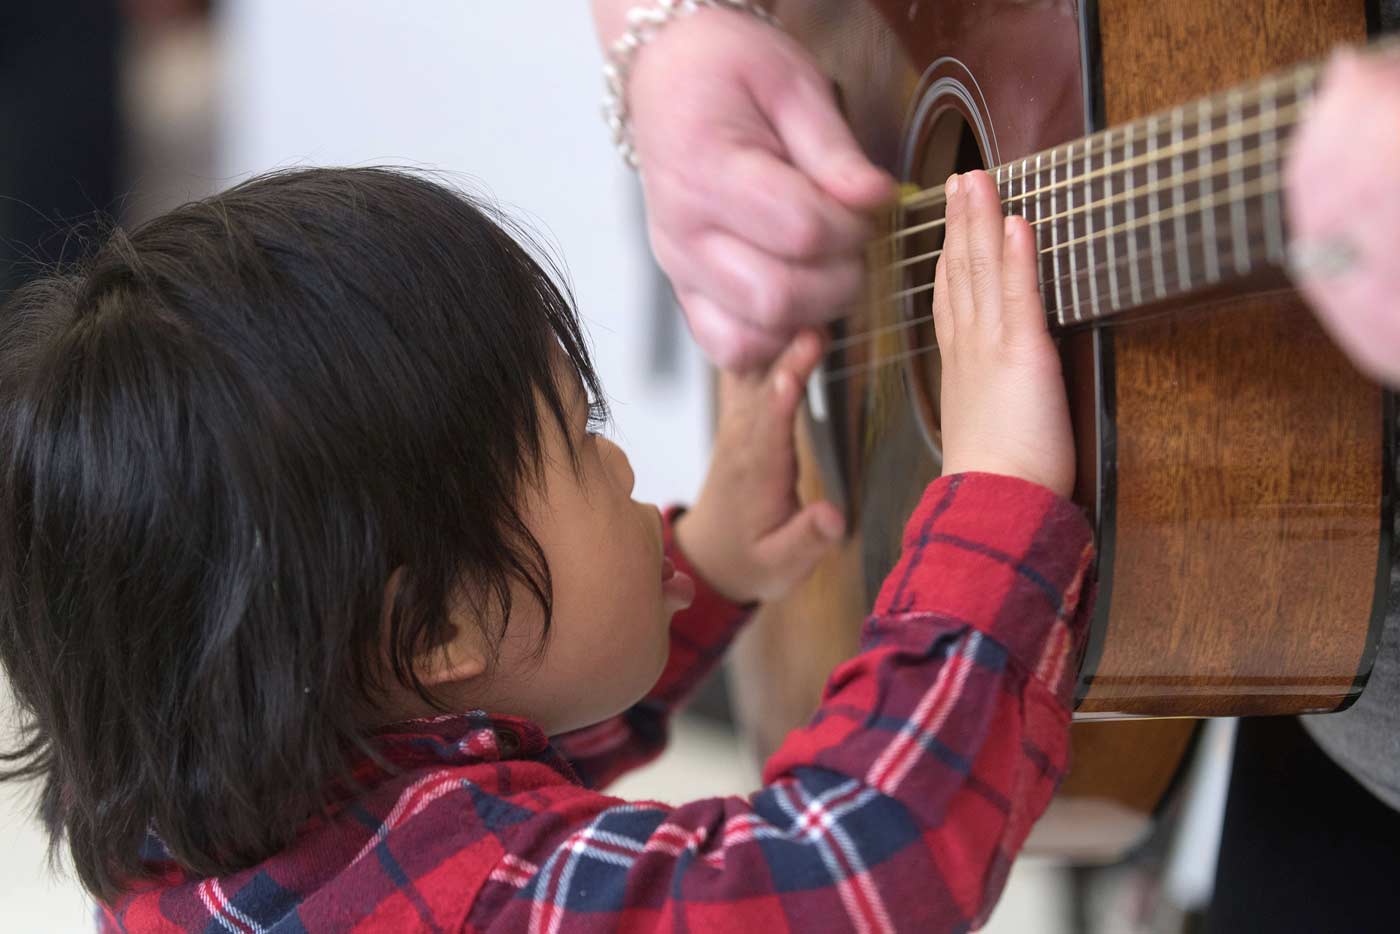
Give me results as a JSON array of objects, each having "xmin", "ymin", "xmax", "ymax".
[{"xmin": 0, "ymin": 2, "xmax": 1238, "ymax": 931}]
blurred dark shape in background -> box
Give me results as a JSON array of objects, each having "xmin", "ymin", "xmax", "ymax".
[{"xmin": 0, "ymin": 0, "xmax": 213, "ymax": 298}]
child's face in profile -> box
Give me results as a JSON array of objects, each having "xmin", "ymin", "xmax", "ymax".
[{"xmin": 425, "ymin": 357, "xmax": 695, "ymax": 735}]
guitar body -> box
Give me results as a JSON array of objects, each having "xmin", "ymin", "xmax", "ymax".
[{"xmin": 729, "ymin": 0, "xmax": 1390, "ymax": 860}]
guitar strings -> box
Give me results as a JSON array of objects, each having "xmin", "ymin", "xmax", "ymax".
[
  {"xmin": 822, "ymin": 209, "xmax": 1281, "ymax": 385},
  {"xmin": 886, "ymin": 133, "xmax": 1289, "ymax": 274},
  {"xmin": 819, "ymin": 192, "xmax": 1283, "ymax": 385},
  {"xmin": 829, "ymin": 167, "xmax": 1285, "ymax": 348},
  {"xmin": 895, "ymin": 59, "xmax": 1320, "ymax": 215},
  {"xmin": 884, "ymin": 37, "xmax": 1388, "ymax": 224},
  {"xmin": 889, "ymin": 58, "xmax": 1317, "ymax": 215},
  {"xmin": 882, "ymin": 137, "xmax": 1288, "ymax": 277},
  {"xmin": 885, "ymin": 36, "xmax": 1400, "ymax": 222},
  {"xmin": 1037, "ymin": 169, "xmax": 1282, "ymax": 257},
  {"xmin": 747, "ymin": 67, "xmax": 1318, "ymax": 352},
  {"xmin": 829, "ymin": 205, "xmax": 1282, "ymax": 360},
  {"xmin": 804, "ymin": 39, "xmax": 1400, "ymax": 384},
  {"xmin": 878, "ymin": 101, "xmax": 1302, "ymax": 260}
]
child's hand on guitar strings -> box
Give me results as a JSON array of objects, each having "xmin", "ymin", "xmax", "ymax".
[
  {"xmin": 933, "ymin": 170, "xmax": 1076, "ymax": 498},
  {"xmin": 625, "ymin": 6, "xmax": 895, "ymax": 372},
  {"xmin": 674, "ymin": 330, "xmax": 845, "ymax": 603}
]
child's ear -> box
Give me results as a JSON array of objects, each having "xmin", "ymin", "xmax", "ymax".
[
  {"xmin": 413, "ymin": 632, "xmax": 488, "ymax": 687},
  {"xmin": 382, "ymin": 568, "xmax": 489, "ymax": 688}
]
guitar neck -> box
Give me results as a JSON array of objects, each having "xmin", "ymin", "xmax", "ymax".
[{"xmin": 927, "ymin": 58, "xmax": 1322, "ymax": 328}]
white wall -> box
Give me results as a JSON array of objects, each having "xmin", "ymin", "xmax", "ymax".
[{"xmin": 220, "ymin": 0, "xmax": 710, "ymax": 507}]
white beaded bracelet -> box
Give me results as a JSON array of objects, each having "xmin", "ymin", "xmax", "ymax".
[{"xmin": 601, "ymin": 0, "xmax": 779, "ymax": 169}]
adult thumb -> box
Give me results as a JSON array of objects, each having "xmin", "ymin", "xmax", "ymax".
[{"xmin": 752, "ymin": 59, "xmax": 894, "ymax": 209}]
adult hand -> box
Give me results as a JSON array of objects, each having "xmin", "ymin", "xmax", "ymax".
[
  {"xmin": 1286, "ymin": 47, "xmax": 1400, "ymax": 385},
  {"xmin": 608, "ymin": 5, "xmax": 895, "ymax": 371}
]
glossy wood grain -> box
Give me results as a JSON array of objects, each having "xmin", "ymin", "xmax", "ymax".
[{"xmin": 1082, "ymin": 0, "xmax": 1384, "ymax": 716}]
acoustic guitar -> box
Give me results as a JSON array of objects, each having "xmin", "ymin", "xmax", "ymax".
[{"xmin": 727, "ymin": 0, "xmax": 1394, "ymax": 861}]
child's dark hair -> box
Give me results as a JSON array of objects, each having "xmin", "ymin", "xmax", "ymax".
[{"xmin": 0, "ymin": 167, "xmax": 605, "ymax": 899}]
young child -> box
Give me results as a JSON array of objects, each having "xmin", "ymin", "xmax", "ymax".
[{"xmin": 0, "ymin": 166, "xmax": 1091, "ymax": 932}]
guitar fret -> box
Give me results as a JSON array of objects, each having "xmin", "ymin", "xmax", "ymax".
[
  {"xmin": 1065, "ymin": 143, "xmax": 1082, "ymax": 322},
  {"xmin": 1045, "ymin": 152, "xmax": 1065, "ymax": 327},
  {"xmin": 1197, "ymin": 100, "xmax": 1221, "ymax": 282},
  {"xmin": 1002, "ymin": 162, "xmax": 1016, "ymax": 238},
  {"xmin": 1171, "ymin": 107, "xmax": 1192, "ymax": 290},
  {"xmin": 1124, "ymin": 126, "xmax": 1143, "ymax": 306},
  {"xmin": 1081, "ymin": 139, "xmax": 1101, "ymax": 319},
  {"xmin": 1226, "ymin": 89, "xmax": 1251, "ymax": 275},
  {"xmin": 1058, "ymin": 146, "xmax": 1080, "ymax": 322},
  {"xmin": 1146, "ymin": 115, "xmax": 1167, "ymax": 297},
  {"xmin": 1020, "ymin": 157, "xmax": 1031, "ymax": 224},
  {"xmin": 1103, "ymin": 128, "xmax": 1121, "ymax": 311},
  {"xmin": 1020, "ymin": 157, "xmax": 1046, "ymax": 318}
]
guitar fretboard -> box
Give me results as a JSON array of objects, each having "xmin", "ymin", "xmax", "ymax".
[{"xmin": 906, "ymin": 59, "xmax": 1325, "ymax": 328}]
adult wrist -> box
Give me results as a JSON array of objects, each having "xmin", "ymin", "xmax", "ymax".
[{"xmin": 598, "ymin": 0, "xmax": 780, "ymax": 168}]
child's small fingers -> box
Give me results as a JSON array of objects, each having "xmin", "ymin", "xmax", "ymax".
[
  {"xmin": 773, "ymin": 328, "xmax": 826, "ymax": 384},
  {"xmin": 932, "ymin": 245, "xmax": 953, "ymax": 348},
  {"xmin": 754, "ymin": 501, "xmax": 845, "ymax": 596},
  {"xmin": 749, "ymin": 368, "xmax": 801, "ymax": 457},
  {"xmin": 959, "ymin": 170, "xmax": 1007, "ymax": 321},
  {"xmin": 715, "ymin": 369, "xmax": 757, "ymax": 422},
  {"xmin": 720, "ymin": 332, "xmax": 808, "ymax": 410},
  {"xmin": 1000, "ymin": 215, "xmax": 1048, "ymax": 337},
  {"xmin": 765, "ymin": 329, "xmax": 824, "ymax": 421},
  {"xmin": 942, "ymin": 174, "xmax": 977, "ymax": 334}
]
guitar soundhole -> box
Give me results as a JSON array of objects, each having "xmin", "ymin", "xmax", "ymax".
[{"xmin": 902, "ymin": 112, "xmax": 986, "ymax": 461}]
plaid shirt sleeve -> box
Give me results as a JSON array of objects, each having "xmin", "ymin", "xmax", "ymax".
[
  {"xmin": 476, "ymin": 473, "xmax": 1096, "ymax": 933},
  {"xmin": 552, "ymin": 506, "xmax": 754, "ymax": 790}
]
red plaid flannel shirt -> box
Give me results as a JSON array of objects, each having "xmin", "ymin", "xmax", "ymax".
[{"xmin": 100, "ymin": 472, "xmax": 1095, "ymax": 933}]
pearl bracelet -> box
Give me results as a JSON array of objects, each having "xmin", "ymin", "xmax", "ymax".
[{"xmin": 601, "ymin": 0, "xmax": 779, "ymax": 169}]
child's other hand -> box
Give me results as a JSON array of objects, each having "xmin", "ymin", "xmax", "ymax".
[
  {"xmin": 675, "ymin": 331, "xmax": 845, "ymax": 604},
  {"xmin": 934, "ymin": 171, "xmax": 1075, "ymax": 498}
]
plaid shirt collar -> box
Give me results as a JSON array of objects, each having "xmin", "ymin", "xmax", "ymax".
[
  {"xmin": 368, "ymin": 711, "xmax": 554, "ymax": 770},
  {"xmin": 339, "ymin": 710, "xmax": 582, "ymax": 806},
  {"xmin": 139, "ymin": 710, "xmax": 577, "ymax": 868}
]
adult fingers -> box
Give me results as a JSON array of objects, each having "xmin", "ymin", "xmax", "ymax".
[
  {"xmin": 711, "ymin": 149, "xmax": 877, "ymax": 260},
  {"xmin": 749, "ymin": 53, "xmax": 896, "ymax": 210},
  {"xmin": 684, "ymin": 232, "xmax": 865, "ymax": 335},
  {"xmin": 679, "ymin": 290, "xmax": 788, "ymax": 372}
]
